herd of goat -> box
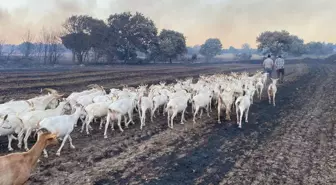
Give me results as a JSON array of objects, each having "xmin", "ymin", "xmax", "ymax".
[{"xmin": 0, "ymin": 70, "xmax": 279, "ymax": 159}]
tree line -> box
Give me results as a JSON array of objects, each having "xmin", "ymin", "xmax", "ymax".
[
  {"xmin": 0, "ymin": 12, "xmax": 335, "ymax": 65},
  {"xmin": 256, "ymin": 30, "xmax": 335, "ymax": 57},
  {"xmin": 61, "ymin": 12, "xmax": 187, "ymax": 64},
  {"xmin": 0, "ymin": 28, "xmax": 66, "ymax": 65}
]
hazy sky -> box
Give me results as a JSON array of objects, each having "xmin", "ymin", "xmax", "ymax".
[{"xmin": 1, "ymin": 0, "xmax": 336, "ymax": 48}]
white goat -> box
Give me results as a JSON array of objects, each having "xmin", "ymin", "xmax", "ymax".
[
  {"xmin": 104, "ymin": 97, "xmax": 137, "ymax": 138},
  {"xmin": 82, "ymin": 101, "xmax": 113, "ymax": 135},
  {"xmin": 19, "ymin": 101, "xmax": 71, "ymax": 151},
  {"xmin": 217, "ymin": 89, "xmax": 235, "ymax": 123},
  {"xmin": 0, "ymin": 114, "xmax": 24, "ymax": 151},
  {"xmin": 28, "ymin": 92, "xmax": 63, "ymax": 110},
  {"xmin": 268, "ymin": 78, "xmax": 279, "ymax": 106},
  {"xmin": 192, "ymin": 91, "xmax": 212, "ymax": 125},
  {"xmin": 255, "ymin": 77, "xmax": 264, "ymax": 100},
  {"xmin": 66, "ymin": 84, "xmax": 102, "ymax": 101},
  {"xmin": 138, "ymin": 96, "xmax": 153, "ymax": 130},
  {"xmin": 235, "ymin": 90, "xmax": 252, "ymax": 128},
  {"xmin": 38, "ymin": 104, "xmax": 84, "ymax": 157},
  {"xmin": 261, "ymin": 72, "xmax": 269, "ymax": 86},
  {"xmin": 76, "ymin": 90, "xmax": 105, "ymax": 107},
  {"xmin": 0, "ymin": 100, "xmax": 34, "ymax": 115},
  {"xmin": 165, "ymin": 93, "xmax": 191, "ymax": 129},
  {"xmin": 151, "ymin": 93, "xmax": 169, "ymax": 119}
]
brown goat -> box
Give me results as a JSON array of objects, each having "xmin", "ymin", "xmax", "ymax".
[{"xmin": 0, "ymin": 132, "xmax": 58, "ymax": 185}]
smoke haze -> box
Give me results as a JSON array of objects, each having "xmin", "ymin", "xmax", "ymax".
[{"xmin": 1, "ymin": 0, "xmax": 335, "ymax": 47}]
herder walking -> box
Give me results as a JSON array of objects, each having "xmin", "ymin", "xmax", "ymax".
[
  {"xmin": 275, "ymin": 55, "xmax": 285, "ymax": 83},
  {"xmin": 263, "ymin": 54, "xmax": 274, "ymax": 79}
]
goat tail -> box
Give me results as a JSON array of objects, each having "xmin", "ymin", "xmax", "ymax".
[
  {"xmin": 235, "ymin": 97, "xmax": 242, "ymax": 107},
  {"xmin": 108, "ymin": 108, "xmax": 113, "ymax": 115},
  {"xmin": 108, "ymin": 108, "xmax": 119, "ymax": 114}
]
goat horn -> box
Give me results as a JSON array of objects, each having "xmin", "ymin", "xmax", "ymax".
[
  {"xmin": 98, "ymin": 85, "xmax": 104, "ymax": 91},
  {"xmin": 88, "ymin": 84, "xmax": 100, "ymax": 89},
  {"xmin": 25, "ymin": 100, "xmax": 32, "ymax": 107},
  {"xmin": 55, "ymin": 94, "xmax": 65, "ymax": 98},
  {"xmin": 42, "ymin": 88, "xmax": 58, "ymax": 94},
  {"xmin": 94, "ymin": 85, "xmax": 101, "ymax": 89},
  {"xmin": 87, "ymin": 84, "xmax": 97, "ymax": 88}
]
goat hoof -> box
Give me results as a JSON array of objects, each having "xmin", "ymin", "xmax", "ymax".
[
  {"xmin": 44, "ymin": 154, "xmax": 48, "ymax": 158},
  {"xmin": 8, "ymin": 148, "xmax": 13, "ymax": 152},
  {"xmin": 218, "ymin": 121, "xmax": 221, "ymax": 124},
  {"xmin": 25, "ymin": 148, "xmax": 29, "ymax": 152},
  {"xmin": 71, "ymin": 145, "xmax": 76, "ymax": 149},
  {"xmin": 56, "ymin": 152, "xmax": 61, "ymax": 156},
  {"xmin": 104, "ymin": 135, "xmax": 108, "ymax": 139}
]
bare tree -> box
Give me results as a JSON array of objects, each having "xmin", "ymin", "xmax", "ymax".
[
  {"xmin": 0, "ymin": 39, "xmax": 5, "ymax": 61},
  {"xmin": 49, "ymin": 30, "xmax": 64, "ymax": 64},
  {"xmin": 19, "ymin": 30, "xmax": 35, "ymax": 58},
  {"xmin": 6, "ymin": 45, "xmax": 15, "ymax": 62},
  {"xmin": 39, "ymin": 27, "xmax": 64, "ymax": 65},
  {"xmin": 40, "ymin": 27, "xmax": 51, "ymax": 64}
]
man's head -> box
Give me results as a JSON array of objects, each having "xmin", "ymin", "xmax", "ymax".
[{"xmin": 267, "ymin": 54, "xmax": 271, "ymax": 58}]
